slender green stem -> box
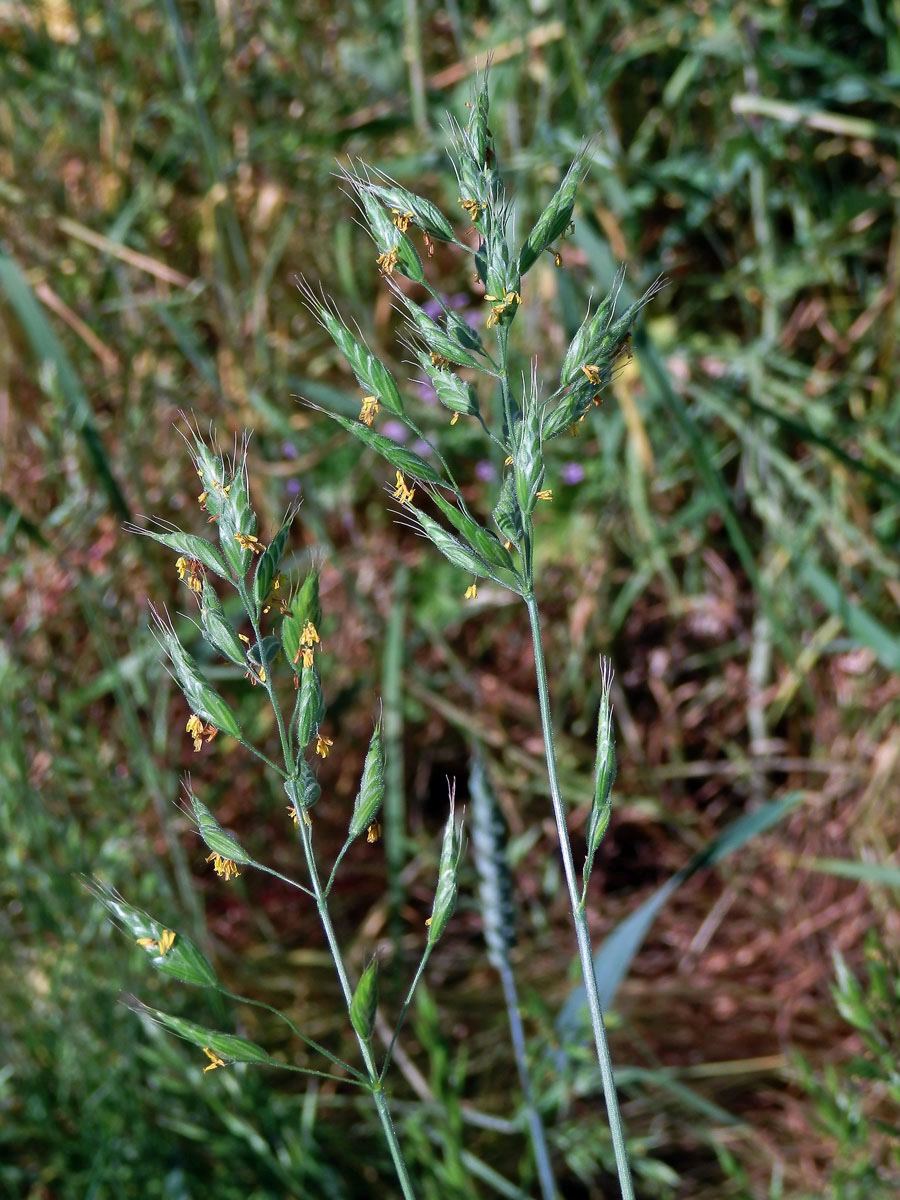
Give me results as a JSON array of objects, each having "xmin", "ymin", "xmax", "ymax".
[
  {"xmin": 380, "ymin": 947, "xmax": 432, "ymax": 1082},
  {"xmin": 295, "ymin": 816, "xmax": 418, "ymax": 1200},
  {"xmin": 235, "ymin": 734, "xmax": 289, "ymax": 778},
  {"xmin": 495, "ymin": 957, "xmax": 559, "ymax": 1200},
  {"xmin": 218, "ymin": 987, "xmax": 365, "ymax": 1081},
  {"xmin": 324, "ymin": 839, "xmax": 351, "ymax": 897},
  {"xmin": 524, "ymin": 592, "xmax": 635, "ymax": 1200},
  {"xmin": 252, "ymin": 860, "xmax": 315, "ymax": 899}
]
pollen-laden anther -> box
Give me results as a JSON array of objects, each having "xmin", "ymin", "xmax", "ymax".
[
  {"xmin": 206, "ymin": 852, "xmax": 240, "ymax": 881},
  {"xmin": 186, "ymin": 713, "xmax": 218, "ymax": 752},
  {"xmin": 390, "ymin": 209, "xmax": 414, "ymax": 233},
  {"xmin": 458, "ymin": 197, "xmax": 484, "ymax": 221},
  {"xmin": 234, "ymin": 531, "xmax": 264, "ymax": 555},
  {"xmin": 484, "ymin": 287, "xmax": 521, "ymax": 329},
  {"xmin": 376, "ymin": 247, "xmax": 399, "ymax": 276},
  {"xmin": 391, "ymin": 470, "xmax": 415, "ymax": 506},
  {"xmin": 358, "ymin": 395, "xmax": 379, "ymax": 427},
  {"xmin": 293, "ymin": 620, "xmax": 320, "ymax": 669},
  {"xmin": 175, "ymin": 556, "xmax": 204, "ymax": 594}
]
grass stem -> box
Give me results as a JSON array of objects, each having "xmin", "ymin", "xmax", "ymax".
[{"xmin": 524, "ymin": 592, "xmax": 635, "ymax": 1200}]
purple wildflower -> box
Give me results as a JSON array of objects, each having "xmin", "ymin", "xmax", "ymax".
[
  {"xmin": 562, "ymin": 462, "xmax": 585, "ymax": 485},
  {"xmin": 382, "ymin": 420, "xmax": 409, "ymax": 443}
]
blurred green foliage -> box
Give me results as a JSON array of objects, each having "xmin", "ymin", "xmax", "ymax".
[{"xmin": 3, "ymin": 0, "xmax": 900, "ymax": 1196}]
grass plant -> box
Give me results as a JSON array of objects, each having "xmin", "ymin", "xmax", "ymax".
[
  {"xmin": 300, "ymin": 75, "xmax": 664, "ymax": 1197},
  {"xmin": 4, "ymin": 3, "xmax": 900, "ymax": 1196}
]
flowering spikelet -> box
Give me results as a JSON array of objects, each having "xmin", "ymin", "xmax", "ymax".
[{"xmin": 175, "ymin": 556, "xmax": 205, "ymax": 594}]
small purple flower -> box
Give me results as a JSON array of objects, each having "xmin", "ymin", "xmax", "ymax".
[
  {"xmin": 411, "ymin": 439, "xmax": 432, "ymax": 457},
  {"xmin": 422, "ymin": 297, "xmax": 443, "ymax": 320},
  {"xmin": 382, "ymin": 420, "xmax": 409, "ymax": 444},
  {"xmin": 475, "ymin": 459, "xmax": 496, "ymax": 482},
  {"xmin": 282, "ymin": 441, "xmax": 298, "ymax": 459},
  {"xmin": 286, "ymin": 478, "xmax": 302, "ymax": 496},
  {"xmin": 562, "ymin": 462, "xmax": 585, "ymax": 485}
]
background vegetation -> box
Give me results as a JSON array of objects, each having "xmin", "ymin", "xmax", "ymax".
[{"xmin": 2, "ymin": 1, "xmax": 900, "ymax": 1196}]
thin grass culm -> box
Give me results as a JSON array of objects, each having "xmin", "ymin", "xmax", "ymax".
[
  {"xmin": 303, "ymin": 75, "xmax": 662, "ymax": 1200},
  {"xmin": 103, "ymin": 426, "xmax": 468, "ymax": 1200}
]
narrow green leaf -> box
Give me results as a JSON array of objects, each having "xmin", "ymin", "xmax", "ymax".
[
  {"xmin": 804, "ymin": 858, "xmax": 900, "ymax": 888},
  {"xmin": 0, "ymin": 250, "xmax": 129, "ymax": 518},
  {"xmin": 557, "ymin": 792, "xmax": 803, "ymax": 1042},
  {"xmin": 800, "ymin": 561, "xmax": 900, "ymax": 674}
]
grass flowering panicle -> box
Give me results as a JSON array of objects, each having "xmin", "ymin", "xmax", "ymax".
[
  {"xmin": 108, "ymin": 425, "xmax": 470, "ymax": 1200},
  {"xmin": 302, "ymin": 72, "xmax": 663, "ymax": 1200}
]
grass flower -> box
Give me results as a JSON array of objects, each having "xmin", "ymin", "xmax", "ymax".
[
  {"xmin": 376, "ymin": 248, "xmax": 399, "ymax": 276},
  {"xmin": 234, "ymin": 531, "xmax": 264, "ymax": 555},
  {"xmin": 458, "ymin": 197, "xmax": 483, "ymax": 220},
  {"xmin": 390, "ymin": 209, "xmax": 413, "ymax": 232},
  {"xmin": 206, "ymin": 852, "xmax": 241, "ymax": 881},
  {"xmin": 315, "ymin": 733, "xmax": 333, "ymax": 758},
  {"xmin": 484, "ymin": 287, "xmax": 521, "ymax": 327},
  {"xmin": 186, "ymin": 713, "xmax": 217, "ymax": 752},
  {"xmin": 202, "ymin": 1047, "xmax": 226, "ymax": 1073},
  {"xmin": 358, "ymin": 395, "xmax": 379, "ymax": 427},
  {"xmin": 391, "ymin": 471, "xmax": 415, "ymax": 506}
]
